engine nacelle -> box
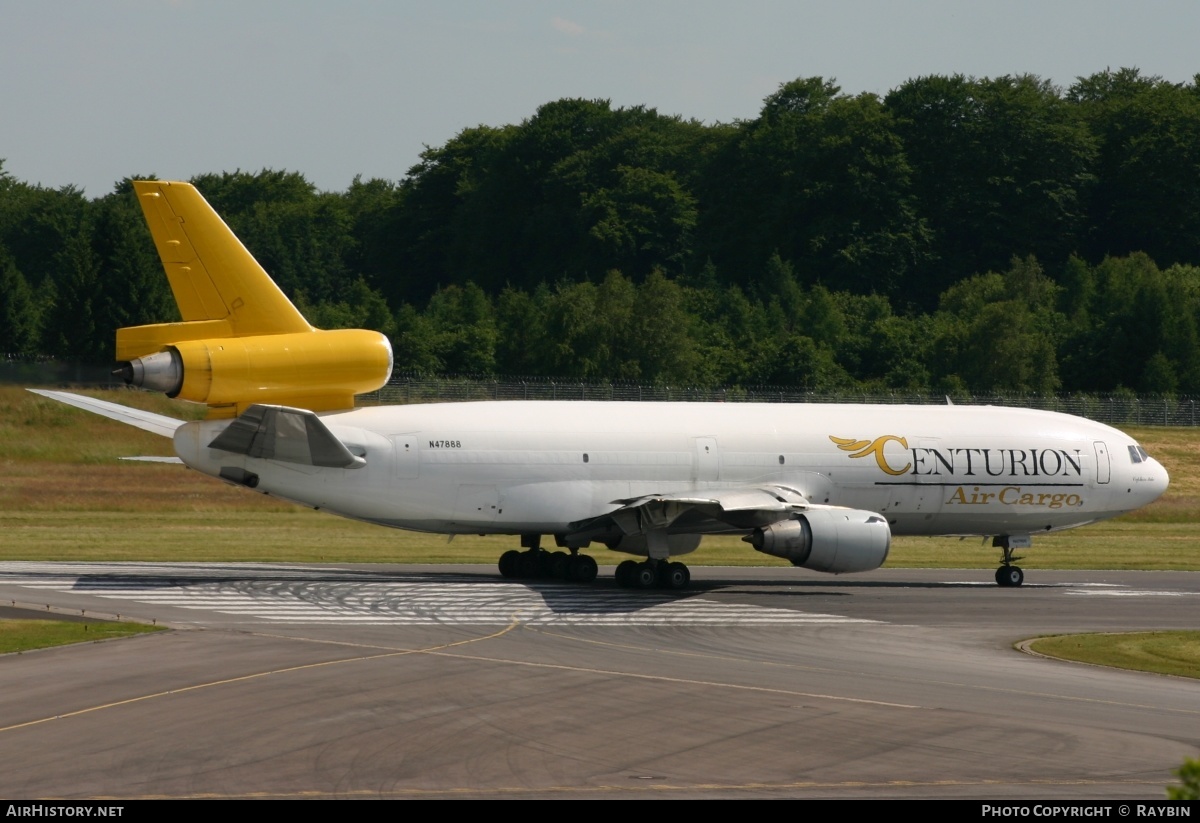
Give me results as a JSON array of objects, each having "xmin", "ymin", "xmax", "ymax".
[
  {"xmin": 116, "ymin": 328, "xmax": 393, "ymax": 414},
  {"xmin": 745, "ymin": 509, "xmax": 890, "ymax": 574}
]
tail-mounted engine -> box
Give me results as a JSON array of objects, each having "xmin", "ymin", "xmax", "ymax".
[
  {"xmin": 745, "ymin": 508, "xmax": 891, "ymax": 574},
  {"xmin": 115, "ymin": 327, "xmax": 393, "ymax": 416}
]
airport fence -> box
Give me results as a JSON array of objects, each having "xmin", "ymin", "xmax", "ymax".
[
  {"xmin": 366, "ymin": 374, "xmax": 1200, "ymax": 427},
  {"xmin": 9, "ymin": 358, "xmax": 1197, "ymax": 427}
]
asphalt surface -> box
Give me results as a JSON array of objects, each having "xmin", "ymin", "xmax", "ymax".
[{"xmin": 0, "ymin": 562, "xmax": 1195, "ymax": 799}]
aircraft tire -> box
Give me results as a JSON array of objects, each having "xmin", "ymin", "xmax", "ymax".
[
  {"xmin": 569, "ymin": 554, "xmax": 598, "ymax": 583},
  {"xmin": 499, "ymin": 550, "xmax": 521, "ymax": 578},
  {"xmin": 632, "ymin": 562, "xmax": 657, "ymax": 589},
  {"xmin": 660, "ymin": 562, "xmax": 690, "ymax": 590},
  {"xmin": 548, "ymin": 551, "xmax": 570, "ymax": 580},
  {"xmin": 519, "ymin": 551, "xmax": 544, "ymax": 578},
  {"xmin": 616, "ymin": 560, "xmax": 639, "ymax": 587},
  {"xmin": 995, "ymin": 565, "xmax": 1024, "ymax": 587}
]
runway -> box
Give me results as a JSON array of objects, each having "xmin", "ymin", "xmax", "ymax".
[{"xmin": 0, "ymin": 562, "xmax": 1195, "ymax": 799}]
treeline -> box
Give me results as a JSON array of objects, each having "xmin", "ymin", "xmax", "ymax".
[{"xmin": 2, "ymin": 68, "xmax": 1199, "ymax": 394}]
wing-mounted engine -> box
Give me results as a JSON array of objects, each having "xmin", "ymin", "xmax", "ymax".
[{"xmin": 744, "ymin": 508, "xmax": 891, "ymax": 573}]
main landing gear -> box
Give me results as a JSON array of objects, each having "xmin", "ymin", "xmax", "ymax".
[
  {"xmin": 498, "ymin": 535, "xmax": 598, "ymax": 583},
  {"xmin": 615, "ymin": 559, "xmax": 690, "ymax": 590},
  {"xmin": 993, "ymin": 535, "xmax": 1027, "ymax": 588},
  {"xmin": 495, "ymin": 534, "xmax": 692, "ymax": 589}
]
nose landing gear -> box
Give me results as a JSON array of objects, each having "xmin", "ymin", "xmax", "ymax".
[{"xmin": 993, "ymin": 535, "xmax": 1029, "ymax": 587}]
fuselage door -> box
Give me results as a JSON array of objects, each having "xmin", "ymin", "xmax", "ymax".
[
  {"xmin": 453, "ymin": 484, "xmax": 500, "ymax": 525},
  {"xmin": 694, "ymin": 437, "xmax": 719, "ymax": 482},
  {"xmin": 390, "ymin": 434, "xmax": 420, "ymax": 479},
  {"xmin": 1094, "ymin": 441, "xmax": 1110, "ymax": 485}
]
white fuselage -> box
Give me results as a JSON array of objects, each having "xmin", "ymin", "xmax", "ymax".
[{"xmin": 171, "ymin": 401, "xmax": 1169, "ymax": 545}]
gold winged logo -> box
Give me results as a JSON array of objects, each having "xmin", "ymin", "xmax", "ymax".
[{"xmin": 829, "ymin": 435, "xmax": 911, "ymax": 476}]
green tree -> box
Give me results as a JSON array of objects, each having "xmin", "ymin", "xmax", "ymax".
[
  {"xmin": 0, "ymin": 171, "xmax": 90, "ymax": 326},
  {"xmin": 1057, "ymin": 253, "xmax": 1200, "ymax": 392},
  {"xmin": 887, "ymin": 74, "xmax": 1095, "ymax": 308},
  {"xmin": 581, "ymin": 165, "xmax": 697, "ymax": 278},
  {"xmin": 931, "ymin": 257, "xmax": 1063, "ymax": 393},
  {"xmin": 1168, "ymin": 757, "xmax": 1200, "ymax": 800},
  {"xmin": 389, "ymin": 125, "xmax": 514, "ymax": 304},
  {"xmin": 701, "ymin": 78, "xmax": 929, "ymax": 300},
  {"xmin": 295, "ymin": 278, "xmax": 396, "ymax": 337},
  {"xmin": 494, "ymin": 285, "xmax": 550, "ymax": 375},
  {"xmin": 0, "ymin": 244, "xmax": 39, "ymax": 353},
  {"xmin": 41, "ymin": 228, "xmax": 101, "ymax": 359},
  {"xmin": 627, "ymin": 269, "xmax": 698, "ymax": 382},
  {"xmin": 89, "ymin": 182, "xmax": 179, "ymax": 334},
  {"xmin": 341, "ymin": 175, "xmax": 404, "ymax": 296},
  {"xmin": 422, "ymin": 282, "xmax": 498, "ymax": 374},
  {"xmin": 1070, "ymin": 69, "xmax": 1200, "ymax": 265}
]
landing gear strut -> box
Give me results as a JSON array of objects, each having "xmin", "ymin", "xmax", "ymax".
[
  {"xmin": 993, "ymin": 535, "xmax": 1027, "ymax": 588},
  {"xmin": 498, "ymin": 535, "xmax": 598, "ymax": 583}
]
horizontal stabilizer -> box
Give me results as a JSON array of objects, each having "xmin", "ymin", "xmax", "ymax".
[
  {"xmin": 207, "ymin": 404, "xmax": 366, "ymax": 469},
  {"xmin": 28, "ymin": 389, "xmax": 185, "ymax": 438}
]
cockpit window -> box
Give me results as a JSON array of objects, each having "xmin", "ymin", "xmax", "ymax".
[
  {"xmin": 1128, "ymin": 445, "xmax": 1143, "ymax": 464},
  {"xmin": 1138, "ymin": 446, "xmax": 1150, "ymax": 461}
]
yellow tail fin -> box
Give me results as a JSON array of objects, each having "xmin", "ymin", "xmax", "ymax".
[
  {"xmin": 117, "ymin": 181, "xmax": 312, "ymax": 359},
  {"xmin": 115, "ymin": 181, "xmax": 392, "ymax": 417}
]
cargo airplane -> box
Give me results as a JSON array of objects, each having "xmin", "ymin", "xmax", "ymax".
[{"xmin": 32, "ymin": 181, "xmax": 1170, "ymax": 589}]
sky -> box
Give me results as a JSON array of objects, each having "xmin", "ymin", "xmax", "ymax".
[{"xmin": 3, "ymin": 0, "xmax": 1198, "ymax": 198}]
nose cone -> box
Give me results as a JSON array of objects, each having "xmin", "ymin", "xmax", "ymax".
[
  {"xmin": 1151, "ymin": 459, "xmax": 1171, "ymax": 502},
  {"xmin": 1136, "ymin": 458, "xmax": 1170, "ymax": 508}
]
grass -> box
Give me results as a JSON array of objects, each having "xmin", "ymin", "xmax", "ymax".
[
  {"xmin": 0, "ymin": 619, "xmax": 164, "ymax": 654},
  {"xmin": 1028, "ymin": 631, "xmax": 1200, "ymax": 679},
  {"xmin": 2, "ymin": 385, "xmax": 1197, "ymax": 569}
]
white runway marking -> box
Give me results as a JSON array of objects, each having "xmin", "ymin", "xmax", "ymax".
[
  {"xmin": 1062, "ymin": 589, "xmax": 1195, "ymax": 597},
  {"xmin": 0, "ymin": 563, "xmax": 880, "ymax": 626},
  {"xmin": 944, "ymin": 581, "xmax": 1125, "ymax": 588}
]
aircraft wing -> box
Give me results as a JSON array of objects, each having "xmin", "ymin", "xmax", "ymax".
[
  {"xmin": 569, "ymin": 484, "xmax": 813, "ymax": 540},
  {"xmin": 28, "ymin": 389, "xmax": 185, "ymax": 438}
]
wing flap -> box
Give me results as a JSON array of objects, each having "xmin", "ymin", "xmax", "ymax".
[{"xmin": 571, "ymin": 484, "xmax": 815, "ymax": 540}]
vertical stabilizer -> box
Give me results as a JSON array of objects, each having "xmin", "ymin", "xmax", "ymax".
[
  {"xmin": 130, "ymin": 180, "xmax": 311, "ymax": 338},
  {"xmin": 115, "ymin": 181, "xmax": 393, "ymax": 416}
]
